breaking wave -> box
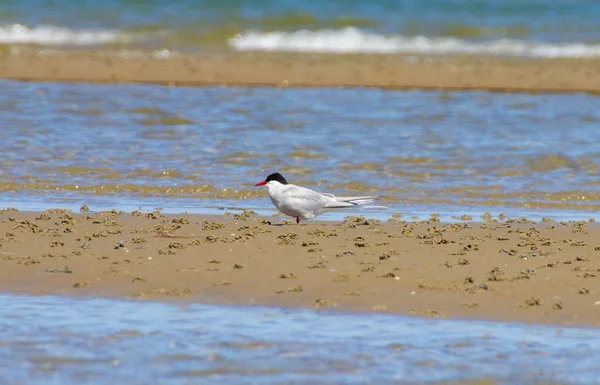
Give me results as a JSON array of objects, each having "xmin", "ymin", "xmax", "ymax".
[
  {"xmin": 229, "ymin": 27, "xmax": 600, "ymax": 58},
  {"xmin": 0, "ymin": 24, "xmax": 129, "ymax": 45}
]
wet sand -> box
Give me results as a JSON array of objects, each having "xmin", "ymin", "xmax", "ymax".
[
  {"xmin": 2, "ymin": 52, "xmax": 600, "ymax": 93},
  {"xmin": 2, "ymin": 208, "xmax": 600, "ymax": 326}
]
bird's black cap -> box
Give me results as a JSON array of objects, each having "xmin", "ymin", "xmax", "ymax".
[{"xmin": 265, "ymin": 172, "xmax": 288, "ymax": 185}]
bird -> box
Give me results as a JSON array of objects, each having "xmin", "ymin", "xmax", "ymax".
[{"xmin": 255, "ymin": 172, "xmax": 378, "ymax": 224}]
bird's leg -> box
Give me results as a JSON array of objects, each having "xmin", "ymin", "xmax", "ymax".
[{"xmin": 296, "ymin": 217, "xmax": 300, "ymax": 224}]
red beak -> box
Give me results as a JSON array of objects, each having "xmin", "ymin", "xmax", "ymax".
[{"xmin": 255, "ymin": 181, "xmax": 267, "ymax": 186}]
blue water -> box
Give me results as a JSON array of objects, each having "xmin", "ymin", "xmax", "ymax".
[
  {"xmin": 2, "ymin": 80, "xmax": 600, "ymax": 221},
  {"xmin": 1, "ymin": 294, "xmax": 599, "ymax": 385},
  {"xmin": 2, "ymin": 0, "xmax": 600, "ymax": 51}
]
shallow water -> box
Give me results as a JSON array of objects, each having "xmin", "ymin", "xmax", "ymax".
[
  {"xmin": 2, "ymin": 0, "xmax": 600, "ymax": 57},
  {"xmin": 1, "ymin": 294, "xmax": 599, "ymax": 385},
  {"xmin": 2, "ymin": 80, "xmax": 600, "ymax": 221}
]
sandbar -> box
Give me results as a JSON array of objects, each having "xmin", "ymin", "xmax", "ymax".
[
  {"xmin": 2, "ymin": 52, "xmax": 600, "ymax": 94},
  {"xmin": 1, "ymin": 208, "xmax": 600, "ymax": 327}
]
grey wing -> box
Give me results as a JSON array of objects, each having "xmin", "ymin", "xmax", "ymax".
[
  {"xmin": 281, "ymin": 186, "xmax": 331, "ymax": 213},
  {"xmin": 318, "ymin": 191, "xmax": 377, "ymax": 206},
  {"xmin": 320, "ymin": 192, "xmax": 377, "ymax": 203}
]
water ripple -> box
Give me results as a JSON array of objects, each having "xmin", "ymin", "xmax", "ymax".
[
  {"xmin": 2, "ymin": 80, "xmax": 600, "ymax": 219},
  {"xmin": 0, "ymin": 294, "xmax": 599, "ymax": 384}
]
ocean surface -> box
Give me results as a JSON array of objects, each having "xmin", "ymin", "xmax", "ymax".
[
  {"xmin": 2, "ymin": 79, "xmax": 600, "ymax": 222},
  {"xmin": 1, "ymin": 0, "xmax": 600, "ymax": 57},
  {"xmin": 1, "ymin": 294, "xmax": 600, "ymax": 385}
]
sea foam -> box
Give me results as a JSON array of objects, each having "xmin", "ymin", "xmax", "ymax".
[
  {"xmin": 229, "ymin": 27, "xmax": 600, "ymax": 58},
  {"xmin": 0, "ymin": 24, "xmax": 127, "ymax": 45}
]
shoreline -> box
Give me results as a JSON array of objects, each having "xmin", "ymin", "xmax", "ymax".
[
  {"xmin": 2, "ymin": 209, "xmax": 600, "ymax": 327},
  {"xmin": 2, "ymin": 52, "xmax": 600, "ymax": 94}
]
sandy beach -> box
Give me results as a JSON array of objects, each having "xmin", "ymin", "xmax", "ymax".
[
  {"xmin": 2, "ymin": 208, "xmax": 599, "ymax": 327},
  {"xmin": 3, "ymin": 53, "xmax": 600, "ymax": 93}
]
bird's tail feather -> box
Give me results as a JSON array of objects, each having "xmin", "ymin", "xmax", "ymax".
[
  {"xmin": 324, "ymin": 201, "xmax": 358, "ymax": 209},
  {"xmin": 334, "ymin": 196, "xmax": 378, "ymax": 203},
  {"xmin": 325, "ymin": 196, "xmax": 378, "ymax": 208}
]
